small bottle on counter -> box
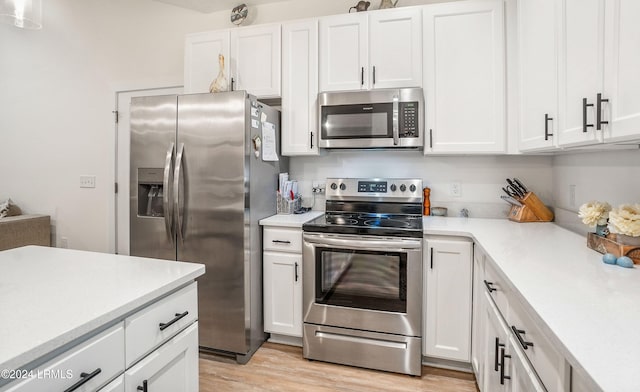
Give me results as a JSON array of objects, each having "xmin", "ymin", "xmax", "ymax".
[{"xmin": 423, "ymin": 187, "xmax": 431, "ymax": 216}]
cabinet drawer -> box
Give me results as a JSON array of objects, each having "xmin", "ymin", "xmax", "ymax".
[
  {"xmin": 125, "ymin": 282, "xmax": 198, "ymax": 368},
  {"xmin": 508, "ymin": 294, "xmax": 566, "ymax": 392},
  {"xmin": 2, "ymin": 323, "xmax": 124, "ymax": 392},
  {"xmin": 98, "ymin": 374, "xmax": 124, "ymax": 392},
  {"xmin": 263, "ymin": 227, "xmax": 302, "ymax": 253},
  {"xmin": 483, "ymin": 259, "xmax": 510, "ymax": 317}
]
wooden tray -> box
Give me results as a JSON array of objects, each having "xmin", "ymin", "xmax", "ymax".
[{"xmin": 587, "ymin": 233, "xmax": 640, "ymax": 264}]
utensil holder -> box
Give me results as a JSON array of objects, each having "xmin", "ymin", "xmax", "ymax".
[{"xmin": 277, "ymin": 193, "xmax": 301, "ymax": 214}]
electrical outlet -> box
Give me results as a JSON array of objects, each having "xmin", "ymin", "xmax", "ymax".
[
  {"xmin": 312, "ymin": 180, "xmax": 325, "ymax": 194},
  {"xmin": 80, "ymin": 175, "xmax": 96, "ymax": 188},
  {"xmin": 450, "ymin": 182, "xmax": 462, "ymax": 197},
  {"xmin": 569, "ymin": 184, "xmax": 576, "ymax": 207}
]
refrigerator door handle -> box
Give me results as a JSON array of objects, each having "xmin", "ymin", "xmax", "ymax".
[
  {"xmin": 173, "ymin": 143, "xmax": 185, "ymax": 243},
  {"xmin": 163, "ymin": 142, "xmax": 175, "ymax": 243}
]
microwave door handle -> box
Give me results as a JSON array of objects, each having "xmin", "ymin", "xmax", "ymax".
[{"xmin": 392, "ymin": 96, "xmax": 399, "ymax": 146}]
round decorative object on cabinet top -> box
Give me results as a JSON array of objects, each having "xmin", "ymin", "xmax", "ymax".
[{"xmin": 231, "ymin": 4, "xmax": 248, "ymax": 26}]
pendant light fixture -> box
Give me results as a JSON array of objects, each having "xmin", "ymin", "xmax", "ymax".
[{"xmin": 0, "ymin": 0, "xmax": 42, "ymax": 29}]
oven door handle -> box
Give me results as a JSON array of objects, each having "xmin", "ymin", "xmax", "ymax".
[{"xmin": 303, "ymin": 234, "xmax": 421, "ymax": 250}]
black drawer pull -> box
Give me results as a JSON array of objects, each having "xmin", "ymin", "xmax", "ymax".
[
  {"xmin": 272, "ymin": 240, "xmax": 291, "ymax": 244},
  {"xmin": 494, "ymin": 337, "xmax": 504, "ymax": 372},
  {"xmin": 137, "ymin": 380, "xmax": 148, "ymax": 392},
  {"xmin": 596, "ymin": 93, "xmax": 609, "ymax": 130},
  {"xmin": 295, "ymin": 262, "xmax": 299, "ymax": 282},
  {"xmin": 484, "ymin": 280, "xmax": 496, "ymax": 293},
  {"xmin": 544, "ymin": 113, "xmax": 553, "ymax": 141},
  {"xmin": 582, "ymin": 98, "xmax": 594, "ymax": 133},
  {"xmin": 500, "ymin": 347, "xmax": 511, "ymax": 385},
  {"xmin": 63, "ymin": 368, "xmax": 101, "ymax": 392},
  {"xmin": 159, "ymin": 311, "xmax": 189, "ymax": 331},
  {"xmin": 511, "ymin": 325, "xmax": 534, "ymax": 349}
]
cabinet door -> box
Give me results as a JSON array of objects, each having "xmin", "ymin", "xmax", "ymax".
[
  {"xmin": 517, "ymin": 0, "xmax": 560, "ymax": 152},
  {"xmin": 558, "ymin": 0, "xmax": 605, "ymax": 147},
  {"xmin": 263, "ymin": 251, "xmax": 303, "ymax": 337},
  {"xmin": 99, "ymin": 375, "xmax": 124, "ymax": 392},
  {"xmin": 319, "ymin": 13, "xmax": 368, "ymax": 92},
  {"xmin": 369, "ymin": 8, "xmax": 422, "ymax": 89},
  {"xmin": 124, "ymin": 322, "xmax": 198, "ymax": 392},
  {"xmin": 424, "ymin": 238, "xmax": 473, "ymax": 362},
  {"xmin": 603, "ymin": 0, "xmax": 640, "ymax": 142},
  {"xmin": 423, "ymin": 0, "xmax": 506, "ymax": 154},
  {"xmin": 281, "ymin": 19, "xmax": 320, "ymax": 156},
  {"xmin": 184, "ymin": 30, "xmax": 230, "ymax": 94},
  {"xmin": 483, "ymin": 292, "xmax": 509, "ymax": 392},
  {"xmin": 508, "ymin": 337, "xmax": 547, "ymax": 392},
  {"xmin": 471, "ymin": 246, "xmax": 486, "ymax": 388},
  {"xmin": 231, "ymin": 24, "xmax": 281, "ymax": 98}
]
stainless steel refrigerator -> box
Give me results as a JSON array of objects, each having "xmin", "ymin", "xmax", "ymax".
[{"xmin": 129, "ymin": 91, "xmax": 287, "ymax": 363}]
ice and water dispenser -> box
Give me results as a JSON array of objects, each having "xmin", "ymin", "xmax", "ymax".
[{"xmin": 137, "ymin": 168, "xmax": 165, "ymax": 217}]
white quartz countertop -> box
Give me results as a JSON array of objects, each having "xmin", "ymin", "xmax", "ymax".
[
  {"xmin": 0, "ymin": 246, "xmax": 204, "ymax": 373},
  {"xmin": 259, "ymin": 211, "xmax": 324, "ymax": 228},
  {"xmin": 423, "ymin": 217, "xmax": 640, "ymax": 392}
]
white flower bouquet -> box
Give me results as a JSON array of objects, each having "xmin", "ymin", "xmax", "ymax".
[
  {"xmin": 578, "ymin": 201, "xmax": 612, "ymax": 227},
  {"xmin": 608, "ymin": 204, "xmax": 640, "ymax": 237}
]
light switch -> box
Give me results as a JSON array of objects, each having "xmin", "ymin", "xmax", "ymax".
[{"xmin": 80, "ymin": 175, "xmax": 96, "ymax": 188}]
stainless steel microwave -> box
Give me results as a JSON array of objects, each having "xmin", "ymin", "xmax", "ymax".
[{"xmin": 318, "ymin": 88, "xmax": 424, "ymax": 149}]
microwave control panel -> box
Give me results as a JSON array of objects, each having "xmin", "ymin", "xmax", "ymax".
[{"xmin": 399, "ymin": 102, "xmax": 419, "ymax": 138}]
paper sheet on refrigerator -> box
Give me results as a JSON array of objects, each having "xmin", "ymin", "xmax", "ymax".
[{"xmin": 261, "ymin": 122, "xmax": 278, "ymax": 161}]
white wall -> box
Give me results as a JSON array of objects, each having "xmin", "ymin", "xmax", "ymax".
[
  {"xmin": 290, "ymin": 152, "xmax": 553, "ymax": 218},
  {"xmin": 552, "ymin": 149, "xmax": 640, "ymax": 235},
  {"xmin": 0, "ymin": 0, "xmax": 457, "ymax": 252}
]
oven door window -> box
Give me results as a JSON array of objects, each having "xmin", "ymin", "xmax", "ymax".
[
  {"xmin": 315, "ymin": 248, "xmax": 407, "ymax": 313},
  {"xmin": 321, "ymin": 103, "xmax": 392, "ymax": 139}
]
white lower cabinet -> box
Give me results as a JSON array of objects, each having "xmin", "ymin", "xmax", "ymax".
[
  {"xmin": 124, "ymin": 322, "xmax": 199, "ymax": 392},
  {"xmin": 471, "ymin": 245, "xmax": 486, "ymax": 387},
  {"xmin": 99, "ymin": 375, "xmax": 124, "ymax": 392},
  {"xmin": 424, "ymin": 236, "xmax": 473, "ymax": 362},
  {"xmin": 263, "ymin": 226, "xmax": 303, "ymax": 339},
  {"xmin": 483, "ymin": 292, "xmax": 509, "ymax": 392}
]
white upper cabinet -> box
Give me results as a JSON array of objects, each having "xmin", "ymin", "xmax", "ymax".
[
  {"xmin": 602, "ymin": 0, "xmax": 640, "ymax": 143},
  {"xmin": 231, "ymin": 24, "xmax": 282, "ymax": 98},
  {"xmin": 282, "ymin": 19, "xmax": 319, "ymax": 156},
  {"xmin": 319, "ymin": 13, "xmax": 368, "ymax": 92},
  {"xmin": 423, "ymin": 0, "xmax": 506, "ymax": 154},
  {"xmin": 517, "ymin": 0, "xmax": 560, "ymax": 152},
  {"xmin": 557, "ymin": 0, "xmax": 605, "ymax": 147},
  {"xmin": 184, "ymin": 30, "xmax": 230, "ymax": 94},
  {"xmin": 319, "ymin": 8, "xmax": 422, "ymax": 92},
  {"xmin": 369, "ymin": 8, "xmax": 422, "ymax": 89}
]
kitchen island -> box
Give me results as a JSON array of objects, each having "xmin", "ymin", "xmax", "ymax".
[
  {"xmin": 424, "ymin": 217, "xmax": 640, "ymax": 392},
  {"xmin": 0, "ymin": 246, "xmax": 204, "ymax": 391}
]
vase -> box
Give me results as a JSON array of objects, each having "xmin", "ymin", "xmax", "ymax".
[
  {"xmin": 595, "ymin": 224, "xmax": 609, "ymax": 236},
  {"xmin": 616, "ymin": 234, "xmax": 640, "ymax": 246}
]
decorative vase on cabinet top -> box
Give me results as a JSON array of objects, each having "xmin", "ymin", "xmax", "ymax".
[{"xmin": 379, "ymin": 0, "xmax": 398, "ymax": 8}]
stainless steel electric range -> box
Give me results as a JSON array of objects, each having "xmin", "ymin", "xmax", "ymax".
[{"xmin": 302, "ymin": 178, "xmax": 423, "ymax": 376}]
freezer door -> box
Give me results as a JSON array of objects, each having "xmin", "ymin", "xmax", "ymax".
[
  {"xmin": 130, "ymin": 95, "xmax": 178, "ymax": 260},
  {"xmin": 176, "ymin": 92, "xmax": 248, "ymax": 353}
]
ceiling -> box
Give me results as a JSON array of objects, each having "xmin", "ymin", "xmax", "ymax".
[{"xmin": 153, "ymin": 0, "xmax": 288, "ymax": 13}]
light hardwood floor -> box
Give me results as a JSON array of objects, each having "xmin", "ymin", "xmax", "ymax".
[{"xmin": 200, "ymin": 342, "xmax": 479, "ymax": 392}]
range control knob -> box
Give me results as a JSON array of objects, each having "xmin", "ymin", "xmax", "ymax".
[
  {"xmin": 390, "ymin": 184, "xmax": 397, "ymax": 192},
  {"xmin": 339, "ymin": 183, "xmax": 346, "ymax": 191},
  {"xmin": 410, "ymin": 184, "xmax": 417, "ymax": 192},
  {"xmin": 330, "ymin": 183, "xmax": 337, "ymax": 190},
  {"xmin": 400, "ymin": 184, "xmax": 407, "ymax": 192}
]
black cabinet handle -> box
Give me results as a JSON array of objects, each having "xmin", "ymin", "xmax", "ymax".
[
  {"xmin": 310, "ymin": 131, "xmax": 314, "ymax": 149},
  {"xmin": 494, "ymin": 337, "xmax": 504, "ymax": 372},
  {"xmin": 231, "ymin": 77, "xmax": 235, "ymax": 91},
  {"xmin": 429, "ymin": 129, "xmax": 433, "ymax": 149},
  {"xmin": 430, "ymin": 247, "xmax": 434, "ymax": 269},
  {"xmin": 272, "ymin": 239, "xmax": 291, "ymax": 244},
  {"xmin": 582, "ymin": 98, "xmax": 594, "ymax": 133},
  {"xmin": 159, "ymin": 311, "xmax": 189, "ymax": 331},
  {"xmin": 294, "ymin": 262, "xmax": 299, "ymax": 282},
  {"xmin": 63, "ymin": 368, "xmax": 101, "ymax": 392},
  {"xmin": 137, "ymin": 380, "xmax": 148, "ymax": 392},
  {"xmin": 484, "ymin": 280, "xmax": 496, "ymax": 293},
  {"xmin": 361, "ymin": 67, "xmax": 365, "ymax": 86},
  {"xmin": 511, "ymin": 325, "xmax": 534, "ymax": 350},
  {"xmin": 596, "ymin": 93, "xmax": 609, "ymax": 130},
  {"xmin": 500, "ymin": 347, "xmax": 511, "ymax": 385},
  {"xmin": 544, "ymin": 113, "xmax": 553, "ymax": 141},
  {"xmin": 373, "ymin": 66, "xmax": 376, "ymax": 85}
]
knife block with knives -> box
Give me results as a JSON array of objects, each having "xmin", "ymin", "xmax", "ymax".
[{"xmin": 502, "ymin": 178, "xmax": 554, "ymax": 223}]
